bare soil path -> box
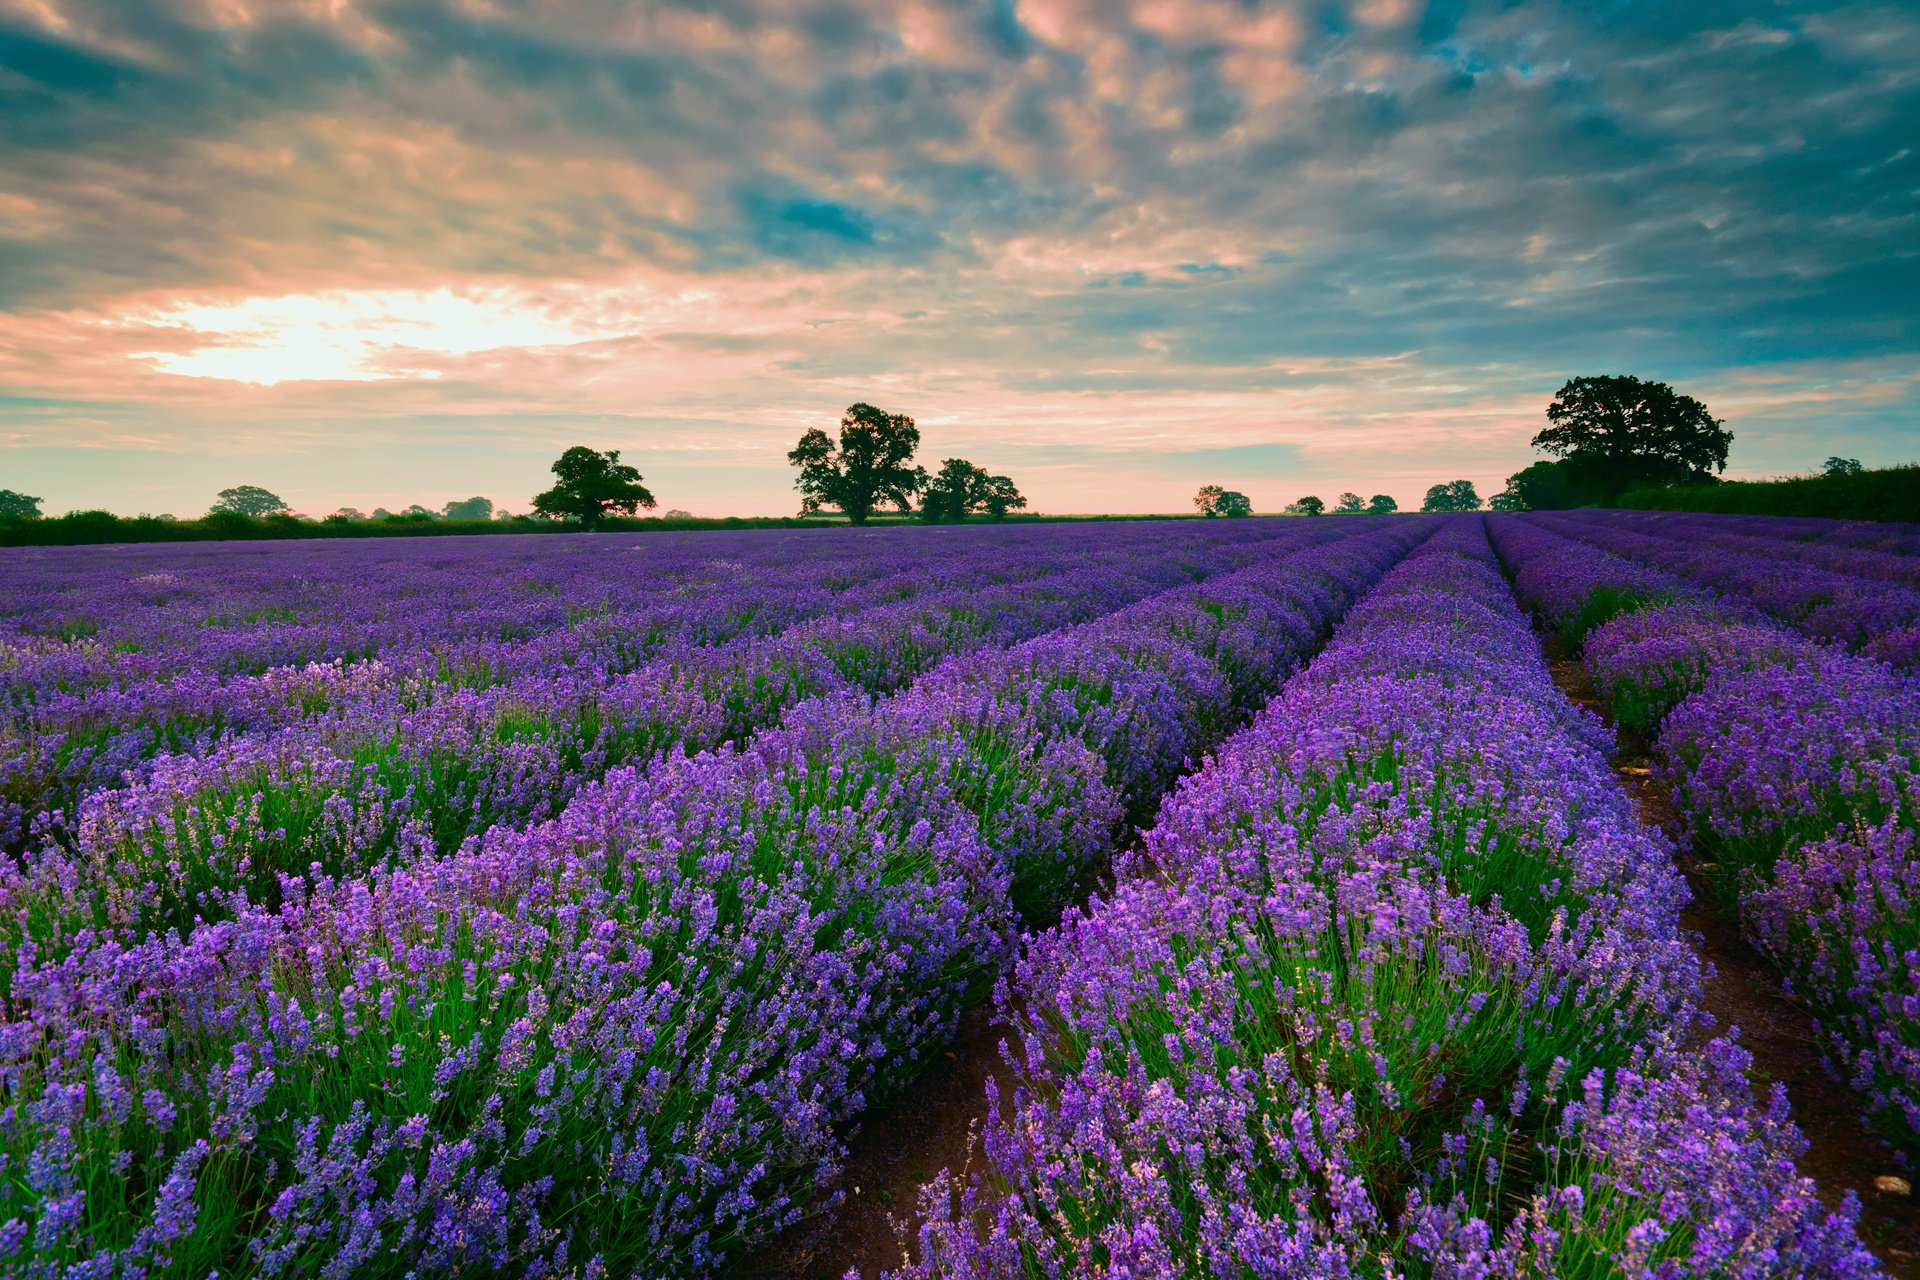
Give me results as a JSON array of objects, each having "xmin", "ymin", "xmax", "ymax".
[
  {"xmin": 1545, "ymin": 650, "xmax": 1920, "ymax": 1278},
  {"xmin": 731, "ymin": 1001, "xmax": 1016, "ymax": 1280}
]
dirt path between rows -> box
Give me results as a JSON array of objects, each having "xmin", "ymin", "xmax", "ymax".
[
  {"xmin": 732, "ymin": 1001, "xmax": 1016, "ymax": 1280},
  {"xmin": 1545, "ymin": 650, "xmax": 1920, "ymax": 1278}
]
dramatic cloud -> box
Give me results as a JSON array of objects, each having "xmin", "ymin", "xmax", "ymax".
[{"xmin": 1, "ymin": 0, "xmax": 1914, "ymax": 515}]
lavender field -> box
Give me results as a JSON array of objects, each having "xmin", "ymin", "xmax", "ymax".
[{"xmin": 1, "ymin": 513, "xmax": 1914, "ymax": 1279}]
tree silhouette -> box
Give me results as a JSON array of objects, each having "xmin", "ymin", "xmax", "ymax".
[
  {"xmin": 0, "ymin": 489, "xmax": 43, "ymax": 518},
  {"xmin": 442, "ymin": 496, "xmax": 494, "ymax": 521},
  {"xmin": 1488, "ymin": 488, "xmax": 1526, "ymax": 511},
  {"xmin": 1284, "ymin": 495, "xmax": 1325, "ymax": 516},
  {"xmin": 210, "ymin": 485, "xmax": 289, "ymax": 517},
  {"xmin": 532, "ymin": 447, "xmax": 657, "ymax": 528},
  {"xmin": 1823, "ymin": 456, "xmax": 1863, "ymax": 477},
  {"xmin": 1534, "ymin": 375, "xmax": 1731, "ymax": 496},
  {"xmin": 1366, "ymin": 494, "xmax": 1398, "ymax": 515},
  {"xmin": 790, "ymin": 403, "xmax": 924, "ymax": 525},
  {"xmin": 1194, "ymin": 485, "xmax": 1251, "ymax": 517},
  {"xmin": 920, "ymin": 459, "xmax": 1028, "ymax": 522},
  {"xmin": 1333, "ymin": 492, "xmax": 1365, "ymax": 514},
  {"xmin": 1421, "ymin": 480, "xmax": 1482, "ymax": 512}
]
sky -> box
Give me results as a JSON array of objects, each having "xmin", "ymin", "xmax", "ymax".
[{"xmin": 0, "ymin": 0, "xmax": 1915, "ymax": 518}]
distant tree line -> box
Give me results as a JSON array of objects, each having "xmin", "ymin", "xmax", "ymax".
[{"xmin": 788, "ymin": 403, "xmax": 1028, "ymax": 524}]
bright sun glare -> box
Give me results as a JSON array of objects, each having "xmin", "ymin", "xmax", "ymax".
[{"xmin": 128, "ymin": 287, "xmax": 622, "ymax": 386}]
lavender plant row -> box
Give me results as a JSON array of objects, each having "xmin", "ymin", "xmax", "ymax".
[
  {"xmin": 7, "ymin": 526, "xmax": 1356, "ymax": 955},
  {"xmin": 1592, "ymin": 509, "xmax": 1920, "ymax": 561},
  {"xmin": 1569, "ymin": 510, "xmax": 1920, "ymax": 587},
  {"xmin": 0, "ymin": 519, "xmax": 1432, "ymax": 1278},
  {"xmin": 1491, "ymin": 515, "xmax": 1920, "ymax": 1159},
  {"xmin": 891, "ymin": 519, "xmax": 1877, "ymax": 1279},
  {"xmin": 1, "ymin": 521, "xmax": 1322, "ymax": 846},
  {"xmin": 1523, "ymin": 511, "xmax": 1920, "ymax": 670}
]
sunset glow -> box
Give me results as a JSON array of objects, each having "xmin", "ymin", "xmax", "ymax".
[{"xmin": 1, "ymin": 0, "xmax": 1913, "ymax": 516}]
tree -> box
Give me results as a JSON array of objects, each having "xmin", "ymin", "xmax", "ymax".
[
  {"xmin": 331, "ymin": 506, "xmax": 367, "ymax": 521},
  {"xmin": 1534, "ymin": 375, "xmax": 1731, "ymax": 496},
  {"xmin": 1366, "ymin": 494, "xmax": 1398, "ymax": 515},
  {"xmin": 1333, "ymin": 492, "xmax": 1366, "ymax": 515},
  {"xmin": 662, "ymin": 508, "xmax": 694, "ymax": 521},
  {"xmin": 1194, "ymin": 485, "xmax": 1251, "ymax": 517},
  {"xmin": 442, "ymin": 496, "xmax": 494, "ymax": 521},
  {"xmin": 1498, "ymin": 459, "xmax": 1612, "ymax": 511},
  {"xmin": 1823, "ymin": 456, "xmax": 1864, "ymax": 477},
  {"xmin": 789, "ymin": 403, "xmax": 924, "ymax": 525},
  {"xmin": 1284, "ymin": 495, "xmax": 1326, "ymax": 516},
  {"xmin": 0, "ymin": 489, "xmax": 43, "ymax": 518},
  {"xmin": 370, "ymin": 507, "xmax": 393, "ymax": 521},
  {"xmin": 978, "ymin": 473, "xmax": 1027, "ymax": 519},
  {"xmin": 400, "ymin": 504, "xmax": 437, "ymax": 520},
  {"xmin": 1421, "ymin": 480, "xmax": 1482, "ymax": 513},
  {"xmin": 1488, "ymin": 488, "xmax": 1527, "ymax": 512},
  {"xmin": 532, "ymin": 447, "xmax": 657, "ymax": 528},
  {"xmin": 920, "ymin": 458, "xmax": 1029, "ymax": 522},
  {"xmin": 210, "ymin": 485, "xmax": 289, "ymax": 517}
]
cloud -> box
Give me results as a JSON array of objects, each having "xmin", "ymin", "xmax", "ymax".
[{"xmin": 0, "ymin": 0, "xmax": 1915, "ymax": 516}]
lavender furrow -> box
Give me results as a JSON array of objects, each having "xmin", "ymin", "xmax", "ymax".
[
  {"xmin": 1491, "ymin": 514, "xmax": 1920, "ymax": 1162},
  {"xmin": 1562, "ymin": 510, "xmax": 1920, "ymax": 587},
  {"xmin": 1, "ymin": 522, "xmax": 1306, "ymax": 840},
  {"xmin": 889, "ymin": 518, "xmax": 1876, "ymax": 1279},
  {"xmin": 0, "ymin": 525, "xmax": 1363, "ymax": 965},
  {"xmin": 1521, "ymin": 511, "xmax": 1920, "ymax": 670},
  {"xmin": 0, "ymin": 520, "xmax": 1428, "ymax": 1278}
]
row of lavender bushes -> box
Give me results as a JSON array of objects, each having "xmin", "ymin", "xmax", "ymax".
[
  {"xmin": 1523, "ymin": 510, "xmax": 1920, "ymax": 671},
  {"xmin": 2, "ymin": 521, "xmax": 1320, "ymax": 845},
  {"xmin": 5, "ymin": 526, "xmax": 1343, "ymax": 960},
  {"xmin": 0, "ymin": 520, "xmax": 1431, "ymax": 1276},
  {"xmin": 1490, "ymin": 515, "xmax": 1920, "ymax": 1163},
  {"xmin": 888, "ymin": 519, "xmax": 1877, "ymax": 1279}
]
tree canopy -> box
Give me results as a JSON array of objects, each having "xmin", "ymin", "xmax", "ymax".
[
  {"xmin": 210, "ymin": 485, "xmax": 289, "ymax": 517},
  {"xmin": 442, "ymin": 496, "xmax": 494, "ymax": 521},
  {"xmin": 1284, "ymin": 495, "xmax": 1325, "ymax": 516},
  {"xmin": 0, "ymin": 489, "xmax": 43, "ymax": 518},
  {"xmin": 790, "ymin": 403, "xmax": 924, "ymax": 525},
  {"xmin": 1194, "ymin": 485, "xmax": 1252, "ymax": 517},
  {"xmin": 1333, "ymin": 492, "xmax": 1365, "ymax": 514},
  {"xmin": 1534, "ymin": 375, "xmax": 1731, "ymax": 495},
  {"xmin": 920, "ymin": 458, "xmax": 1027, "ymax": 522},
  {"xmin": 1366, "ymin": 494, "xmax": 1398, "ymax": 515},
  {"xmin": 531, "ymin": 447, "xmax": 657, "ymax": 527},
  {"xmin": 1421, "ymin": 480, "xmax": 1482, "ymax": 513},
  {"xmin": 1824, "ymin": 456, "xmax": 1864, "ymax": 477}
]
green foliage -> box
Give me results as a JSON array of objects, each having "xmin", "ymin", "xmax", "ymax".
[
  {"xmin": 1488, "ymin": 488, "xmax": 1527, "ymax": 511},
  {"xmin": 1823, "ymin": 456, "xmax": 1863, "ymax": 477},
  {"xmin": 0, "ymin": 488, "xmax": 42, "ymax": 518},
  {"xmin": 1194, "ymin": 486, "xmax": 1252, "ymax": 517},
  {"xmin": 1366, "ymin": 493, "xmax": 1398, "ymax": 515},
  {"xmin": 919, "ymin": 458, "xmax": 1028, "ymax": 522},
  {"xmin": 1333, "ymin": 492, "xmax": 1366, "ymax": 514},
  {"xmin": 789, "ymin": 403, "xmax": 924, "ymax": 525},
  {"xmin": 209, "ymin": 484, "xmax": 289, "ymax": 517},
  {"xmin": 1617, "ymin": 462, "xmax": 1920, "ymax": 522},
  {"xmin": 1532, "ymin": 375, "xmax": 1731, "ymax": 498},
  {"xmin": 1283, "ymin": 495, "xmax": 1325, "ymax": 516},
  {"xmin": 1421, "ymin": 479, "xmax": 1482, "ymax": 512},
  {"xmin": 441, "ymin": 496, "xmax": 493, "ymax": 521},
  {"xmin": 1498, "ymin": 459, "xmax": 1610, "ymax": 511},
  {"xmin": 531, "ymin": 447, "xmax": 657, "ymax": 528}
]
